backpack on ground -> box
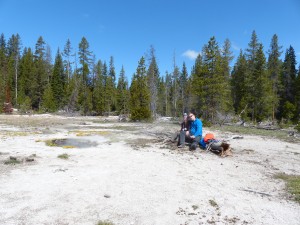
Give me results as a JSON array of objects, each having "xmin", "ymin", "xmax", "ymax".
[
  {"xmin": 203, "ymin": 133, "xmax": 215, "ymax": 143},
  {"xmin": 200, "ymin": 133, "xmax": 232, "ymax": 157}
]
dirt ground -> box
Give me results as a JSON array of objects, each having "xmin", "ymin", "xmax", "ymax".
[{"xmin": 0, "ymin": 114, "xmax": 299, "ymax": 225}]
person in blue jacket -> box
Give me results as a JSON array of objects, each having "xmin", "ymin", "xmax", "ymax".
[{"xmin": 178, "ymin": 109, "xmax": 202, "ymax": 150}]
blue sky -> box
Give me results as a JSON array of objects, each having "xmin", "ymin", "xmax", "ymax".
[{"xmin": 1, "ymin": 0, "xmax": 300, "ymax": 82}]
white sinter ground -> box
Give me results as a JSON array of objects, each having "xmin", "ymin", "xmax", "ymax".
[{"xmin": 0, "ymin": 114, "xmax": 299, "ymax": 225}]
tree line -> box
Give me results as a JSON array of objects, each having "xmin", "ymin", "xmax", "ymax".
[{"xmin": 0, "ymin": 31, "xmax": 299, "ymax": 124}]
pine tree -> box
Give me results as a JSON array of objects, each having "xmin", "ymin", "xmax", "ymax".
[
  {"xmin": 129, "ymin": 57, "xmax": 151, "ymax": 120},
  {"xmin": 146, "ymin": 46, "xmax": 160, "ymax": 118},
  {"xmin": 93, "ymin": 60, "xmax": 105, "ymax": 115},
  {"xmin": 190, "ymin": 54, "xmax": 205, "ymax": 114},
  {"xmin": 295, "ymin": 66, "xmax": 300, "ymax": 121},
  {"xmin": 178, "ymin": 62, "xmax": 188, "ymax": 114},
  {"xmin": 279, "ymin": 46, "xmax": 297, "ymax": 122},
  {"xmin": 164, "ymin": 71, "xmax": 173, "ymax": 116},
  {"xmin": 106, "ymin": 56, "xmax": 116, "ymax": 113},
  {"xmin": 253, "ymin": 43, "xmax": 270, "ymax": 121},
  {"xmin": 63, "ymin": 38, "xmax": 73, "ymax": 81},
  {"xmin": 51, "ymin": 49, "xmax": 65, "ymax": 109},
  {"xmin": 78, "ymin": 37, "xmax": 92, "ymax": 86},
  {"xmin": 245, "ymin": 30, "xmax": 260, "ymax": 121},
  {"xmin": 78, "ymin": 37, "xmax": 92, "ymax": 115},
  {"xmin": 267, "ymin": 34, "xmax": 283, "ymax": 121},
  {"xmin": 116, "ymin": 65, "xmax": 129, "ymax": 114},
  {"xmin": 7, "ymin": 34, "xmax": 22, "ymax": 106},
  {"xmin": 33, "ymin": 36, "xmax": 47, "ymax": 110},
  {"xmin": 41, "ymin": 84, "xmax": 56, "ymax": 112},
  {"xmin": 18, "ymin": 48, "xmax": 35, "ymax": 109},
  {"xmin": 219, "ymin": 39, "xmax": 234, "ymax": 117},
  {"xmin": 231, "ymin": 50, "xmax": 247, "ymax": 116},
  {"xmin": 156, "ymin": 76, "xmax": 167, "ymax": 116},
  {"xmin": 0, "ymin": 34, "xmax": 7, "ymax": 112},
  {"xmin": 201, "ymin": 36, "xmax": 223, "ymax": 121}
]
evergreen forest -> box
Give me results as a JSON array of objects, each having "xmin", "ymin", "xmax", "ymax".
[{"xmin": 0, "ymin": 31, "xmax": 300, "ymax": 124}]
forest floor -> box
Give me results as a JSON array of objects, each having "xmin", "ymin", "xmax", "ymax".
[{"xmin": 0, "ymin": 114, "xmax": 299, "ymax": 225}]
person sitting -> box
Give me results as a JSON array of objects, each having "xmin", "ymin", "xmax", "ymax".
[
  {"xmin": 171, "ymin": 113, "xmax": 190, "ymax": 144},
  {"xmin": 178, "ymin": 110, "xmax": 202, "ymax": 150}
]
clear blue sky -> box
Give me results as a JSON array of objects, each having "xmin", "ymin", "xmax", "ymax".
[{"xmin": 1, "ymin": 0, "xmax": 300, "ymax": 82}]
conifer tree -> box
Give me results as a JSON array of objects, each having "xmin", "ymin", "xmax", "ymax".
[
  {"xmin": 164, "ymin": 71, "xmax": 173, "ymax": 116},
  {"xmin": 171, "ymin": 56, "xmax": 180, "ymax": 116},
  {"xmin": 295, "ymin": 66, "xmax": 300, "ymax": 121},
  {"xmin": 51, "ymin": 49, "xmax": 65, "ymax": 109},
  {"xmin": 201, "ymin": 36, "xmax": 223, "ymax": 121},
  {"xmin": 219, "ymin": 39, "xmax": 234, "ymax": 117},
  {"xmin": 63, "ymin": 39, "xmax": 73, "ymax": 81},
  {"xmin": 18, "ymin": 48, "xmax": 35, "ymax": 109},
  {"xmin": 7, "ymin": 34, "xmax": 21, "ymax": 106},
  {"xmin": 245, "ymin": 31, "xmax": 260, "ymax": 121},
  {"xmin": 129, "ymin": 57, "xmax": 151, "ymax": 120},
  {"xmin": 146, "ymin": 46, "xmax": 160, "ymax": 118},
  {"xmin": 279, "ymin": 46, "xmax": 297, "ymax": 121},
  {"xmin": 253, "ymin": 43, "xmax": 270, "ymax": 121},
  {"xmin": 116, "ymin": 65, "xmax": 129, "ymax": 114},
  {"xmin": 0, "ymin": 34, "xmax": 7, "ymax": 112},
  {"xmin": 178, "ymin": 62, "xmax": 188, "ymax": 114},
  {"xmin": 33, "ymin": 36, "xmax": 47, "ymax": 110},
  {"xmin": 78, "ymin": 37, "xmax": 92, "ymax": 115},
  {"xmin": 41, "ymin": 84, "xmax": 56, "ymax": 112},
  {"xmin": 156, "ymin": 76, "xmax": 167, "ymax": 116},
  {"xmin": 231, "ymin": 50, "xmax": 247, "ymax": 116},
  {"xmin": 106, "ymin": 56, "xmax": 116, "ymax": 113},
  {"xmin": 190, "ymin": 54, "xmax": 205, "ymax": 113},
  {"xmin": 267, "ymin": 34, "xmax": 283, "ymax": 121},
  {"xmin": 78, "ymin": 37, "xmax": 92, "ymax": 86},
  {"xmin": 93, "ymin": 60, "xmax": 105, "ymax": 115}
]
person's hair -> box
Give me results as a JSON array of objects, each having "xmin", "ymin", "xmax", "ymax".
[{"xmin": 189, "ymin": 109, "xmax": 197, "ymax": 117}]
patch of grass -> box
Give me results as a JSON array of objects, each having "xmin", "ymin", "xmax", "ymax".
[
  {"xmin": 209, "ymin": 199, "xmax": 218, "ymax": 208},
  {"xmin": 74, "ymin": 130, "xmax": 110, "ymax": 136},
  {"xmin": 1, "ymin": 131, "xmax": 40, "ymax": 136},
  {"xmin": 45, "ymin": 139, "xmax": 58, "ymax": 147},
  {"xmin": 45, "ymin": 138, "xmax": 67, "ymax": 147},
  {"xmin": 57, "ymin": 153, "xmax": 70, "ymax": 160},
  {"xmin": 275, "ymin": 173, "xmax": 300, "ymax": 203},
  {"xmin": 96, "ymin": 221, "xmax": 115, "ymax": 225}
]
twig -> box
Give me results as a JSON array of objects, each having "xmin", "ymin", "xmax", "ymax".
[{"xmin": 242, "ymin": 188, "xmax": 272, "ymax": 197}]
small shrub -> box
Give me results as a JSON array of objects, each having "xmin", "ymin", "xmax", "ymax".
[
  {"xmin": 45, "ymin": 139, "xmax": 58, "ymax": 147},
  {"xmin": 57, "ymin": 153, "xmax": 70, "ymax": 160},
  {"xmin": 202, "ymin": 119, "xmax": 212, "ymax": 127},
  {"xmin": 209, "ymin": 199, "xmax": 218, "ymax": 208},
  {"xmin": 96, "ymin": 221, "xmax": 115, "ymax": 225},
  {"xmin": 295, "ymin": 124, "xmax": 300, "ymax": 133}
]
